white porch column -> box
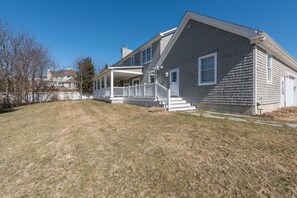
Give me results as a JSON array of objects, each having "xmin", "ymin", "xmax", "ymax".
[
  {"xmin": 110, "ymin": 71, "xmax": 114, "ymax": 97},
  {"xmin": 104, "ymin": 75, "xmax": 107, "ymax": 88}
]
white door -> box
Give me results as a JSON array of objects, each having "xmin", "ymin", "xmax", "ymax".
[
  {"xmin": 286, "ymin": 75, "xmax": 295, "ymax": 106},
  {"xmin": 170, "ymin": 68, "xmax": 179, "ymax": 96},
  {"xmin": 280, "ymin": 77, "xmax": 285, "ymax": 107}
]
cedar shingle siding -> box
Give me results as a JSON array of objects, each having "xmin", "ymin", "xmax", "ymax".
[
  {"xmin": 256, "ymin": 46, "xmax": 297, "ymax": 105},
  {"xmin": 158, "ymin": 19, "xmax": 255, "ymax": 107},
  {"xmin": 141, "ymin": 40, "xmax": 160, "ymax": 83}
]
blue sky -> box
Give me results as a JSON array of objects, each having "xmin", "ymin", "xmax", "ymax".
[{"xmin": 1, "ymin": 0, "xmax": 296, "ymax": 71}]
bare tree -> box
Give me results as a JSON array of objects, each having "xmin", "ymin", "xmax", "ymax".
[{"xmin": 0, "ymin": 19, "xmax": 55, "ymax": 108}]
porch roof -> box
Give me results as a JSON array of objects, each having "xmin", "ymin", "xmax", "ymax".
[{"xmin": 92, "ymin": 66, "xmax": 143, "ymax": 81}]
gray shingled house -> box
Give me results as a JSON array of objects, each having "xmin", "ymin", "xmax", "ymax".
[{"xmin": 93, "ymin": 11, "xmax": 297, "ymax": 114}]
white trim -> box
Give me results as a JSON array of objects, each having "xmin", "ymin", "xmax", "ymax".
[
  {"xmin": 113, "ymin": 70, "xmax": 142, "ymax": 75},
  {"xmin": 160, "ymin": 27, "xmax": 177, "ymax": 37},
  {"xmin": 157, "ymin": 11, "xmax": 259, "ymax": 68},
  {"xmin": 141, "ymin": 46, "xmax": 152, "ymax": 65},
  {"xmin": 254, "ymin": 46, "xmax": 258, "ymax": 114},
  {"xmin": 198, "ymin": 52, "xmax": 217, "ymax": 86},
  {"xmin": 148, "ymin": 71, "xmax": 155, "ymax": 83},
  {"xmin": 169, "ymin": 68, "xmax": 180, "ymax": 96},
  {"xmin": 109, "ymin": 66, "xmax": 143, "ymax": 69},
  {"xmin": 156, "ymin": 11, "xmax": 297, "ymax": 71},
  {"xmin": 284, "ymin": 72, "xmax": 297, "ymax": 107},
  {"xmin": 285, "ymin": 71, "xmax": 297, "ymax": 79},
  {"xmin": 130, "ymin": 56, "xmax": 135, "ymax": 66},
  {"xmin": 266, "ymin": 53, "xmax": 273, "ymax": 84},
  {"xmin": 280, "ymin": 76, "xmax": 285, "ymax": 108},
  {"xmin": 110, "ymin": 71, "xmax": 114, "ymax": 97}
]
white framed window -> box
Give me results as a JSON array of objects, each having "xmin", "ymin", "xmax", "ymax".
[
  {"xmin": 141, "ymin": 46, "xmax": 152, "ymax": 65},
  {"xmin": 130, "ymin": 56, "xmax": 135, "ymax": 66},
  {"xmin": 132, "ymin": 78, "xmax": 140, "ymax": 85},
  {"xmin": 198, "ymin": 52, "xmax": 217, "ymax": 86},
  {"xmin": 266, "ymin": 53, "xmax": 273, "ymax": 83},
  {"xmin": 148, "ymin": 71, "xmax": 155, "ymax": 83},
  {"xmin": 124, "ymin": 79, "xmax": 130, "ymax": 87}
]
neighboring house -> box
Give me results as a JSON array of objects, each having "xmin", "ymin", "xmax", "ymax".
[
  {"xmin": 93, "ymin": 11, "xmax": 297, "ymax": 114},
  {"xmin": 46, "ymin": 68, "xmax": 78, "ymax": 90}
]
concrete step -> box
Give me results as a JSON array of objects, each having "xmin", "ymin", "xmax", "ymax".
[
  {"xmin": 169, "ymin": 103, "xmax": 191, "ymax": 108},
  {"xmin": 170, "ymin": 100, "xmax": 187, "ymax": 104},
  {"xmin": 169, "ymin": 106, "xmax": 196, "ymax": 112},
  {"xmin": 170, "ymin": 97, "xmax": 183, "ymax": 101}
]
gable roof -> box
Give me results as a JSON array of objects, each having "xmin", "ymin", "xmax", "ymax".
[
  {"xmin": 51, "ymin": 69, "xmax": 77, "ymax": 78},
  {"xmin": 157, "ymin": 11, "xmax": 297, "ymax": 70},
  {"xmin": 112, "ymin": 27, "xmax": 176, "ymax": 67}
]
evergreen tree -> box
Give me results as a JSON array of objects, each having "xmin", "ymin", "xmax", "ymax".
[{"xmin": 76, "ymin": 57, "xmax": 95, "ymax": 94}]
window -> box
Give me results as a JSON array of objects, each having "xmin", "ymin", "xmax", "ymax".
[
  {"xmin": 101, "ymin": 79, "xmax": 105, "ymax": 88},
  {"xmin": 130, "ymin": 56, "xmax": 135, "ymax": 66},
  {"xmin": 149, "ymin": 71, "xmax": 155, "ymax": 83},
  {"xmin": 132, "ymin": 78, "xmax": 140, "ymax": 85},
  {"xmin": 171, "ymin": 72, "xmax": 177, "ymax": 82},
  {"xmin": 266, "ymin": 54, "xmax": 273, "ymax": 83},
  {"xmin": 141, "ymin": 46, "xmax": 152, "ymax": 64},
  {"xmin": 198, "ymin": 53, "xmax": 217, "ymax": 86},
  {"xmin": 124, "ymin": 79, "xmax": 130, "ymax": 87}
]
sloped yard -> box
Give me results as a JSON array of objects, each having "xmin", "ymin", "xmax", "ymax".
[{"xmin": 0, "ymin": 100, "xmax": 296, "ymax": 197}]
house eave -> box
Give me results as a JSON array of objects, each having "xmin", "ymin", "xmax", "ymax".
[
  {"xmin": 92, "ymin": 66, "xmax": 144, "ymax": 81},
  {"xmin": 157, "ymin": 11, "xmax": 297, "ymax": 71},
  {"xmin": 251, "ymin": 32, "xmax": 297, "ymax": 70}
]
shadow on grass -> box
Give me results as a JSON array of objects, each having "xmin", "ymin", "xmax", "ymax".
[{"xmin": 0, "ymin": 108, "xmax": 18, "ymax": 114}]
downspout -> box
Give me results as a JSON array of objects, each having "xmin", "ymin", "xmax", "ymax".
[
  {"xmin": 251, "ymin": 32, "xmax": 266, "ymax": 115},
  {"xmin": 254, "ymin": 45, "xmax": 258, "ymax": 115}
]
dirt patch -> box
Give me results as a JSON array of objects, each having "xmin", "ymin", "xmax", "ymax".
[
  {"xmin": 148, "ymin": 107, "xmax": 166, "ymax": 113},
  {"xmin": 259, "ymin": 107, "xmax": 297, "ymax": 123}
]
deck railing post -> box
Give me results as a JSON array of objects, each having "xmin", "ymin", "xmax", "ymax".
[
  {"xmin": 155, "ymin": 82, "xmax": 157, "ymax": 98},
  {"xmin": 143, "ymin": 83, "xmax": 146, "ymax": 97},
  {"xmin": 167, "ymin": 88, "xmax": 171, "ymax": 109},
  {"xmin": 128, "ymin": 86, "xmax": 130, "ymax": 97}
]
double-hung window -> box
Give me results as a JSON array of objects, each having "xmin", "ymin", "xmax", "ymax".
[
  {"xmin": 141, "ymin": 46, "xmax": 152, "ymax": 64},
  {"xmin": 149, "ymin": 71, "xmax": 155, "ymax": 83},
  {"xmin": 266, "ymin": 54, "xmax": 273, "ymax": 83},
  {"xmin": 198, "ymin": 53, "xmax": 217, "ymax": 86},
  {"xmin": 130, "ymin": 56, "xmax": 135, "ymax": 66}
]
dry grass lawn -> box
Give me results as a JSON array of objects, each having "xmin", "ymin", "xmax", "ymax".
[
  {"xmin": 0, "ymin": 100, "xmax": 297, "ymax": 197},
  {"xmin": 260, "ymin": 107, "xmax": 297, "ymax": 123}
]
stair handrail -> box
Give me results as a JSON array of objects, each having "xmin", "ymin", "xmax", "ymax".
[{"xmin": 155, "ymin": 82, "xmax": 170, "ymax": 108}]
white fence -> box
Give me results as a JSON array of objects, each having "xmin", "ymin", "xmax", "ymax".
[{"xmin": 0, "ymin": 91, "xmax": 93, "ymax": 104}]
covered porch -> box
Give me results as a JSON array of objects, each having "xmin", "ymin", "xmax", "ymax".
[{"xmin": 92, "ymin": 66, "xmax": 169, "ymax": 106}]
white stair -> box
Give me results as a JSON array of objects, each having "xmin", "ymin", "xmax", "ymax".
[{"xmin": 168, "ymin": 97, "xmax": 196, "ymax": 111}]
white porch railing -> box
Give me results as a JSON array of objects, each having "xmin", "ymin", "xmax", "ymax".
[
  {"xmin": 94, "ymin": 87, "xmax": 111, "ymax": 97},
  {"xmin": 93, "ymin": 82, "xmax": 170, "ymax": 107}
]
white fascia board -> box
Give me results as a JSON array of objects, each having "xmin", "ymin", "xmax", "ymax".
[
  {"xmin": 253, "ymin": 32, "xmax": 297, "ymax": 71},
  {"xmin": 113, "ymin": 70, "xmax": 142, "ymax": 75},
  {"xmin": 109, "ymin": 66, "xmax": 143, "ymax": 69},
  {"xmin": 160, "ymin": 27, "xmax": 177, "ymax": 37},
  {"xmin": 187, "ymin": 12, "xmax": 259, "ymax": 39},
  {"xmin": 157, "ymin": 11, "xmax": 297, "ymax": 72},
  {"xmin": 157, "ymin": 11, "xmax": 259, "ymax": 67}
]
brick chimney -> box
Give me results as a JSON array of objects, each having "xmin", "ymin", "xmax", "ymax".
[{"xmin": 121, "ymin": 45, "xmax": 132, "ymax": 58}]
